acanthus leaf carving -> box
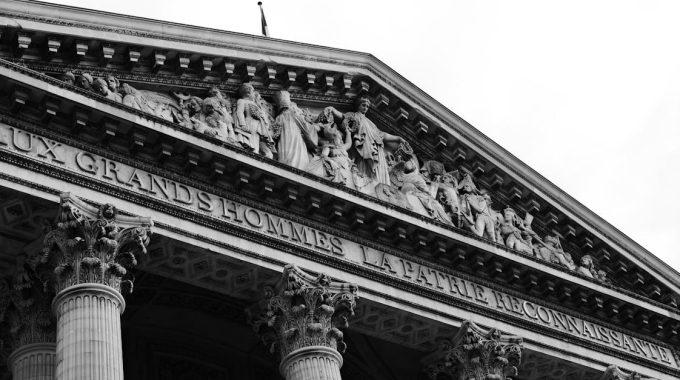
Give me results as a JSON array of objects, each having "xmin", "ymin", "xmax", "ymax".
[
  {"xmin": 444, "ymin": 320, "xmax": 522, "ymax": 380},
  {"xmin": 41, "ymin": 192, "xmax": 153, "ymax": 294},
  {"xmin": 249, "ymin": 264, "xmax": 358, "ymax": 361}
]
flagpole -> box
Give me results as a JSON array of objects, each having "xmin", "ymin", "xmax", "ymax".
[{"xmin": 258, "ymin": 1, "xmax": 270, "ymax": 37}]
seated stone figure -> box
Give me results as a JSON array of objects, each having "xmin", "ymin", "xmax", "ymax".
[
  {"xmin": 306, "ymin": 108, "xmax": 355, "ymax": 187},
  {"xmin": 390, "ymin": 160, "xmax": 452, "ymax": 225},
  {"xmin": 498, "ymin": 207, "xmax": 534, "ymax": 254},
  {"xmin": 575, "ymin": 255, "xmax": 610, "ymax": 283},
  {"xmin": 534, "ymin": 235, "xmax": 576, "ymax": 270}
]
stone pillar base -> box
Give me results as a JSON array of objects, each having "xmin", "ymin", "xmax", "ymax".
[
  {"xmin": 8, "ymin": 342, "xmax": 57, "ymax": 380},
  {"xmin": 280, "ymin": 346, "xmax": 343, "ymax": 380}
]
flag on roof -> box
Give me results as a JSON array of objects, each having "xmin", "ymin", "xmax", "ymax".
[{"xmin": 258, "ymin": 2, "xmax": 270, "ymax": 37}]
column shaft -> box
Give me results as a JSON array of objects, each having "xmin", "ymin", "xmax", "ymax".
[
  {"xmin": 8, "ymin": 343, "xmax": 57, "ymax": 380},
  {"xmin": 53, "ymin": 284, "xmax": 125, "ymax": 380},
  {"xmin": 280, "ymin": 346, "xmax": 343, "ymax": 380}
]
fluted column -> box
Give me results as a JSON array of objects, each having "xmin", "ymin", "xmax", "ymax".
[
  {"xmin": 1, "ymin": 255, "xmax": 57, "ymax": 380},
  {"xmin": 443, "ymin": 320, "xmax": 522, "ymax": 380},
  {"xmin": 251, "ymin": 265, "xmax": 358, "ymax": 380},
  {"xmin": 42, "ymin": 193, "xmax": 152, "ymax": 380},
  {"xmin": 8, "ymin": 343, "xmax": 56, "ymax": 380}
]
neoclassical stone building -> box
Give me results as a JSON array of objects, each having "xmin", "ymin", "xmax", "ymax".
[{"xmin": 0, "ymin": 1, "xmax": 678, "ymax": 379}]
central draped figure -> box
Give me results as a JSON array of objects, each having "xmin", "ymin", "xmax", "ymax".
[{"xmin": 330, "ymin": 97, "xmax": 404, "ymax": 185}]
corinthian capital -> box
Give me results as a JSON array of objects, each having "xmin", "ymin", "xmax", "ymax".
[
  {"xmin": 0, "ymin": 263, "xmax": 55, "ymax": 351},
  {"xmin": 445, "ymin": 320, "xmax": 522, "ymax": 380},
  {"xmin": 600, "ymin": 365, "xmax": 658, "ymax": 380},
  {"xmin": 42, "ymin": 193, "xmax": 153, "ymax": 293},
  {"xmin": 252, "ymin": 265, "xmax": 358, "ymax": 360}
]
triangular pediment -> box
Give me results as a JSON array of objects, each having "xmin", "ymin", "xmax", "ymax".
[{"xmin": 0, "ymin": 0, "xmax": 678, "ymax": 360}]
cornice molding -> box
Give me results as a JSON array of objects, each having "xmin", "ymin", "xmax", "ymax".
[{"xmin": 0, "ymin": 0, "xmax": 676, "ymax": 294}]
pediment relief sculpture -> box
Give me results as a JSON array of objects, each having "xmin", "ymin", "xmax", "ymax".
[{"xmin": 56, "ymin": 70, "xmax": 611, "ymax": 285}]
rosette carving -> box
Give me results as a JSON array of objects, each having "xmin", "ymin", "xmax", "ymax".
[
  {"xmin": 41, "ymin": 193, "xmax": 153, "ymax": 294},
  {"xmin": 444, "ymin": 320, "xmax": 522, "ymax": 380},
  {"xmin": 251, "ymin": 265, "xmax": 358, "ymax": 361}
]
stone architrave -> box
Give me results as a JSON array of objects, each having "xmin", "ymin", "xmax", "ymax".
[
  {"xmin": 251, "ymin": 264, "xmax": 358, "ymax": 380},
  {"xmin": 1, "ymin": 262, "xmax": 57, "ymax": 380},
  {"xmin": 41, "ymin": 193, "xmax": 152, "ymax": 380},
  {"xmin": 444, "ymin": 320, "xmax": 522, "ymax": 380},
  {"xmin": 599, "ymin": 365, "xmax": 659, "ymax": 380}
]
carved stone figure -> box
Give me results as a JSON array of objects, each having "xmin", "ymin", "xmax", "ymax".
[
  {"xmin": 205, "ymin": 86, "xmax": 236, "ymax": 143},
  {"xmin": 92, "ymin": 78, "xmax": 123, "ymax": 102},
  {"xmin": 329, "ymin": 97, "xmax": 405, "ymax": 185},
  {"xmin": 306, "ymin": 108, "xmax": 355, "ymax": 187},
  {"xmin": 273, "ymin": 91, "xmax": 314, "ymax": 170},
  {"xmin": 437, "ymin": 171, "xmax": 462, "ymax": 226},
  {"xmin": 60, "ymin": 71, "xmax": 75, "ymax": 85},
  {"xmin": 534, "ymin": 235, "xmax": 576, "ymax": 270},
  {"xmin": 397, "ymin": 160, "xmax": 452, "ymax": 225},
  {"xmin": 499, "ymin": 207, "xmax": 535, "ymax": 254},
  {"xmin": 75, "ymin": 73, "xmax": 93, "ymax": 90},
  {"xmin": 575, "ymin": 255, "xmax": 610, "ymax": 283},
  {"xmin": 461, "ymin": 187, "xmax": 499, "ymax": 242},
  {"xmin": 233, "ymin": 83, "xmax": 274, "ymax": 159},
  {"xmin": 375, "ymin": 183, "xmax": 412, "ymax": 210},
  {"xmin": 106, "ymin": 75, "xmax": 123, "ymax": 103},
  {"xmin": 121, "ymin": 83, "xmax": 175, "ymax": 121}
]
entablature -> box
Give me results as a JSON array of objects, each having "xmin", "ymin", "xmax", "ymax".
[
  {"xmin": 0, "ymin": 57, "xmax": 679, "ymax": 356},
  {"xmin": 0, "ymin": 8, "xmax": 676, "ymax": 310}
]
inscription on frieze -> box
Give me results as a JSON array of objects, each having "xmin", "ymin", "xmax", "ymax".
[{"xmin": 0, "ymin": 123, "xmax": 677, "ymax": 369}]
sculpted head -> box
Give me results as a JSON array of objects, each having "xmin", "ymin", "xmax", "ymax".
[
  {"xmin": 480, "ymin": 189, "xmax": 492, "ymax": 204},
  {"xmin": 76, "ymin": 73, "xmax": 93, "ymax": 90},
  {"xmin": 239, "ymin": 83, "xmax": 255, "ymax": 99},
  {"xmin": 580, "ymin": 255, "xmax": 593, "ymax": 267},
  {"xmin": 503, "ymin": 207, "xmax": 516, "ymax": 222},
  {"xmin": 188, "ymin": 96, "xmax": 203, "ymax": 114},
  {"xmin": 61, "ymin": 71, "xmax": 75, "ymax": 85},
  {"xmin": 274, "ymin": 90, "xmax": 292, "ymax": 110},
  {"xmin": 356, "ymin": 97, "xmax": 371, "ymax": 114},
  {"xmin": 203, "ymin": 97, "xmax": 220, "ymax": 114},
  {"xmin": 105, "ymin": 75, "xmax": 119, "ymax": 92},
  {"xmin": 208, "ymin": 86, "xmax": 222, "ymax": 98},
  {"xmin": 100, "ymin": 203, "xmax": 116, "ymax": 220},
  {"xmin": 92, "ymin": 78, "xmax": 110, "ymax": 96}
]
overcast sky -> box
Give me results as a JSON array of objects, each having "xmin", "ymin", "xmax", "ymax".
[{"xmin": 44, "ymin": 0, "xmax": 680, "ymax": 273}]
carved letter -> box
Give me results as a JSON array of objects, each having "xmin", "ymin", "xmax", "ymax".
[
  {"xmin": 76, "ymin": 152, "xmax": 98, "ymax": 174},
  {"xmin": 197, "ymin": 192, "xmax": 213, "ymax": 212},
  {"xmin": 313, "ymin": 230, "xmax": 331, "ymax": 252},
  {"xmin": 221, "ymin": 199, "xmax": 243, "ymax": 223},
  {"xmin": 244, "ymin": 208, "xmax": 263, "ymax": 228},
  {"xmin": 149, "ymin": 175, "xmax": 171, "ymax": 199},
  {"xmin": 10, "ymin": 128, "xmax": 32, "ymax": 152},
  {"xmin": 329, "ymin": 236, "xmax": 344, "ymax": 256},
  {"xmin": 37, "ymin": 137, "xmax": 64, "ymax": 163},
  {"xmin": 173, "ymin": 183, "xmax": 193, "ymax": 204}
]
